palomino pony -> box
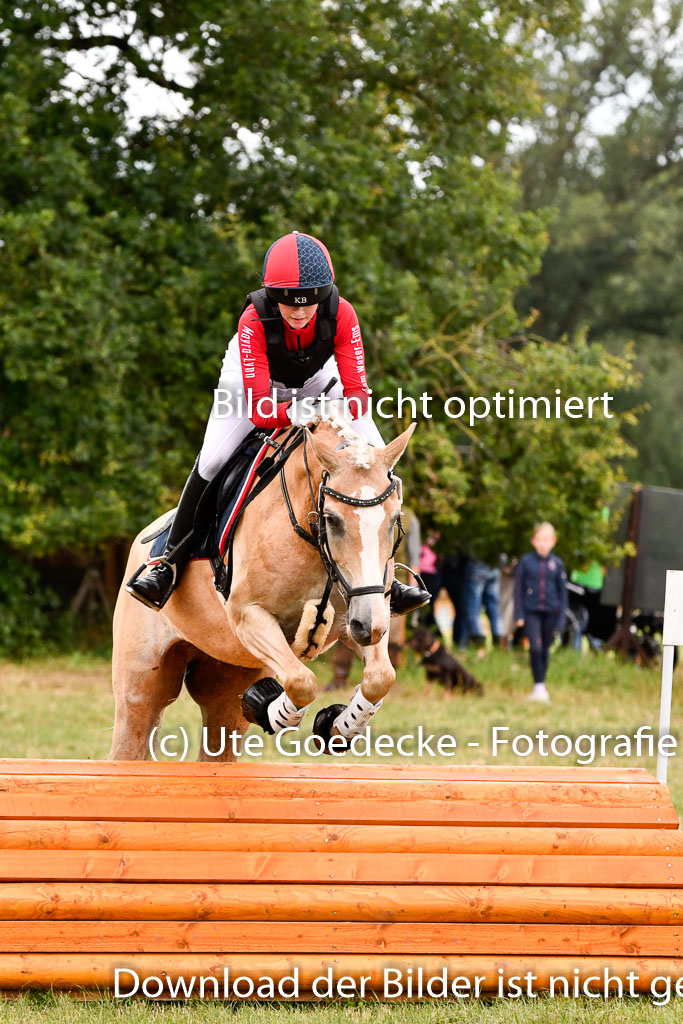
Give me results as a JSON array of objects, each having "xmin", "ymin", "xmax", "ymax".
[{"xmin": 109, "ymin": 408, "xmax": 415, "ymax": 760}]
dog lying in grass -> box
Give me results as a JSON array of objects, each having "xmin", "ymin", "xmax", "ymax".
[{"xmin": 408, "ymin": 627, "xmax": 483, "ymax": 696}]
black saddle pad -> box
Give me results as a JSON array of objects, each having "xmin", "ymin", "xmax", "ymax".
[{"xmin": 147, "ymin": 428, "xmax": 281, "ymax": 563}]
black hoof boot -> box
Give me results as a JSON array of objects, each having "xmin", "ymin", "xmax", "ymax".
[
  {"xmin": 242, "ymin": 678, "xmax": 283, "ymax": 734},
  {"xmin": 312, "ymin": 704, "xmax": 349, "ymax": 754}
]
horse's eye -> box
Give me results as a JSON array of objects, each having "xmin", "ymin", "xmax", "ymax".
[{"xmin": 325, "ymin": 515, "xmax": 344, "ymax": 533}]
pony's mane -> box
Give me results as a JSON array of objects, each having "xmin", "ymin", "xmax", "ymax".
[{"xmin": 316, "ymin": 401, "xmax": 373, "ymax": 470}]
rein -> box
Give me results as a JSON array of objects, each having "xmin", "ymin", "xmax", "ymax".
[{"xmin": 279, "ymin": 427, "xmax": 405, "ymax": 604}]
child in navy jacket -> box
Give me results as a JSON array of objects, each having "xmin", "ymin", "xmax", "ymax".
[{"xmin": 514, "ymin": 522, "xmax": 567, "ymax": 703}]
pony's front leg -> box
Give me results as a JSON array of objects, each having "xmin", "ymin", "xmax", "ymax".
[
  {"xmin": 322, "ymin": 629, "xmax": 396, "ymax": 745},
  {"xmin": 232, "ymin": 602, "xmax": 317, "ymax": 734}
]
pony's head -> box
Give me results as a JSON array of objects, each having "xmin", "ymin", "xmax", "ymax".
[{"xmin": 305, "ymin": 406, "xmax": 415, "ymax": 647}]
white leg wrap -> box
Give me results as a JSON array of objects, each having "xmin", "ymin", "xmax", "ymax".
[
  {"xmin": 333, "ymin": 685, "xmax": 384, "ymax": 739},
  {"xmin": 267, "ymin": 691, "xmax": 313, "ymax": 733}
]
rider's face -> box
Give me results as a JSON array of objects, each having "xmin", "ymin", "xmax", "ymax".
[{"xmin": 278, "ymin": 302, "xmax": 318, "ymax": 329}]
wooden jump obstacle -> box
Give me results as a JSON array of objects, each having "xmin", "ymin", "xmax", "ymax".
[{"xmin": 0, "ymin": 759, "xmax": 682, "ymax": 999}]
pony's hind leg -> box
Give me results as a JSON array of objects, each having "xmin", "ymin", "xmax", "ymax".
[
  {"xmin": 184, "ymin": 656, "xmax": 260, "ymax": 762},
  {"xmin": 109, "ymin": 601, "xmax": 188, "ymax": 760}
]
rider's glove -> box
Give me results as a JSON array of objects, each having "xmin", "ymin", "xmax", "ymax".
[{"xmin": 286, "ymin": 399, "xmax": 322, "ymax": 427}]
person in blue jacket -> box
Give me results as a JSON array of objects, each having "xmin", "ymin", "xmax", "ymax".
[{"xmin": 514, "ymin": 521, "xmax": 568, "ymax": 703}]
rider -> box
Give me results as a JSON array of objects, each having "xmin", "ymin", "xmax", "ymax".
[{"xmin": 127, "ymin": 230, "xmax": 430, "ymax": 614}]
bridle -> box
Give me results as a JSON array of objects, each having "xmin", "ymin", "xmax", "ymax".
[
  {"xmin": 315, "ymin": 467, "xmax": 404, "ymax": 601},
  {"xmin": 212, "ymin": 418, "xmax": 413, "ymax": 658},
  {"xmin": 278, "ymin": 426, "xmax": 405, "ymax": 607}
]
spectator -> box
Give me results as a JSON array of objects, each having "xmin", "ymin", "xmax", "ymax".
[
  {"xmin": 498, "ymin": 555, "xmax": 517, "ymax": 646},
  {"xmin": 460, "ymin": 558, "xmax": 504, "ymax": 649},
  {"xmin": 388, "ymin": 506, "xmax": 422, "ymax": 664},
  {"xmin": 441, "ymin": 550, "xmax": 468, "ymax": 646},
  {"xmin": 514, "ymin": 522, "xmax": 568, "ymax": 703},
  {"xmin": 418, "ymin": 531, "xmax": 442, "ymax": 629},
  {"xmin": 570, "ymin": 561, "xmax": 605, "ymax": 650}
]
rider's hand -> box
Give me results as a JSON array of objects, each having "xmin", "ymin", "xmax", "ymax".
[{"xmin": 286, "ymin": 398, "xmax": 321, "ymax": 427}]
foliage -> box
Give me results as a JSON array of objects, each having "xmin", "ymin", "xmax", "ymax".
[
  {"xmin": 0, "ymin": 550, "xmax": 64, "ymax": 657},
  {"xmin": 412, "ymin": 322, "xmax": 638, "ymax": 565},
  {"xmin": 514, "ymin": 0, "xmax": 683, "ymax": 486},
  {"xmin": 0, "ymin": 0, "xmax": 581, "ymax": 556}
]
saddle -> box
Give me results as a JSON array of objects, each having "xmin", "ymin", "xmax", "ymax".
[
  {"xmin": 141, "ymin": 380, "xmax": 339, "ymax": 604},
  {"xmin": 142, "ymin": 426, "xmax": 291, "ymax": 592}
]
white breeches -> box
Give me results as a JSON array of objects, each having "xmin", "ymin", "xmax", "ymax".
[{"xmin": 198, "ymin": 334, "xmax": 385, "ymax": 481}]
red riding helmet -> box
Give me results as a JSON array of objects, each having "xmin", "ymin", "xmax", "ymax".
[{"xmin": 262, "ymin": 231, "xmax": 335, "ymax": 306}]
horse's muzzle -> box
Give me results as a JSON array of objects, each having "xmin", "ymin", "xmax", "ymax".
[
  {"xmin": 348, "ymin": 617, "xmax": 373, "ymax": 646},
  {"xmin": 347, "ymin": 598, "xmax": 388, "ymax": 647}
]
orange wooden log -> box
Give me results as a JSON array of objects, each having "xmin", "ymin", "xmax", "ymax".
[
  {"xmin": 1, "ymin": 882, "xmax": 682, "ymax": 923},
  {"xmin": 0, "ymin": 759, "xmax": 657, "ymax": 784},
  {"xmin": 0, "ymin": 757, "xmax": 679, "ymax": 999},
  {"xmin": 0, "ymin": 773, "xmax": 666, "ymax": 808},
  {"xmin": 0, "ymin": 849, "xmax": 681, "ymax": 885},
  {"xmin": 2, "ymin": 820, "xmax": 682, "ymax": 855},
  {"xmin": 0, "ymin": 921, "xmax": 679, "ymax": 956},
  {"xmin": 0, "ymin": 796, "xmax": 674, "ymax": 829},
  {"xmin": 0, "ymin": 953, "xmax": 682, "ymax": 993}
]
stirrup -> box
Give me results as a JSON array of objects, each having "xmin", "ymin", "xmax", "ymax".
[
  {"xmin": 125, "ymin": 558, "xmax": 177, "ymax": 612},
  {"xmin": 389, "ymin": 564, "xmax": 431, "ymax": 617}
]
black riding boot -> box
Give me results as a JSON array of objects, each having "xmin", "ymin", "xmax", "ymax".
[
  {"xmin": 389, "ymin": 578, "xmax": 432, "ymax": 616},
  {"xmin": 126, "ymin": 460, "xmax": 211, "ymax": 610}
]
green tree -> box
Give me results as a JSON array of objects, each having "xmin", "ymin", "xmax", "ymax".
[
  {"xmin": 1, "ymin": 0, "xmax": 579, "ymax": 552},
  {"xmin": 1, "ymin": 0, "xmax": 640, "ymax": 650},
  {"xmin": 407, "ymin": 321, "xmax": 636, "ymax": 566},
  {"xmin": 515, "ymin": 0, "xmax": 683, "ymax": 486}
]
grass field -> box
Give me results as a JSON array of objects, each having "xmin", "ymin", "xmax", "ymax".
[
  {"xmin": 1, "ymin": 640, "xmax": 682, "ymax": 1021},
  {"xmin": 4, "ymin": 995, "xmax": 683, "ymax": 1023}
]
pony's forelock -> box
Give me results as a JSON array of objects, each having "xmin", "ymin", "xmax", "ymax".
[{"xmin": 319, "ymin": 402, "xmax": 373, "ymax": 470}]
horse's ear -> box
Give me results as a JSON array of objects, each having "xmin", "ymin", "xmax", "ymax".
[
  {"xmin": 379, "ymin": 421, "xmax": 416, "ymax": 472},
  {"xmin": 305, "ymin": 426, "xmax": 341, "ymax": 475}
]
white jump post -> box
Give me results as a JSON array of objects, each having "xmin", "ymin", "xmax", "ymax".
[{"xmin": 657, "ymin": 570, "xmax": 683, "ymax": 784}]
